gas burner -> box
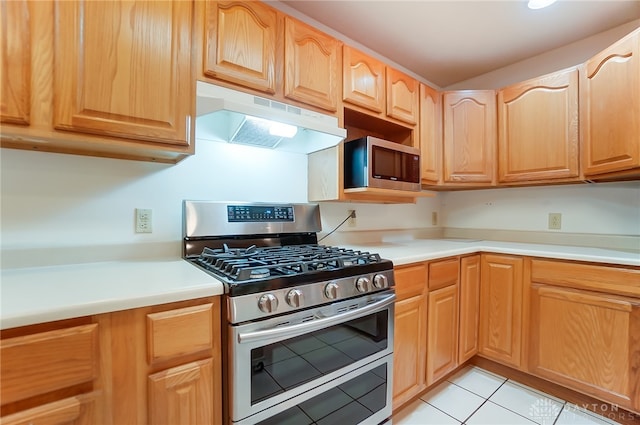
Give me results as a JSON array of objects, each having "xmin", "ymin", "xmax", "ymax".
[{"xmin": 249, "ymin": 268, "xmax": 271, "ymax": 279}]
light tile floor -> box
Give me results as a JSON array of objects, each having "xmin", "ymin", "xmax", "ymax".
[{"xmin": 393, "ymin": 366, "xmax": 623, "ymax": 425}]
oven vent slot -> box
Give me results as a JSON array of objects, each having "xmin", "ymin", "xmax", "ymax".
[
  {"xmin": 337, "ymin": 307, "xmax": 349, "ymax": 314},
  {"xmin": 275, "ymin": 321, "xmax": 290, "ymax": 327},
  {"xmin": 348, "ymin": 304, "xmax": 359, "ymax": 310},
  {"xmin": 301, "ymin": 316, "xmax": 314, "ymax": 323}
]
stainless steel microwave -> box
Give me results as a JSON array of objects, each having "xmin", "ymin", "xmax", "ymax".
[{"xmin": 343, "ymin": 136, "xmax": 421, "ymax": 191}]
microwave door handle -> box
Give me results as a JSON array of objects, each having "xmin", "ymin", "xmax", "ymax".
[{"xmin": 236, "ymin": 293, "xmax": 396, "ymax": 344}]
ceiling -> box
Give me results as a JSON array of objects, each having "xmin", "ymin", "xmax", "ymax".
[{"xmin": 280, "ymin": 0, "xmax": 640, "ymax": 88}]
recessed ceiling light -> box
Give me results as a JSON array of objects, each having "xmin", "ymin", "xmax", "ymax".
[{"xmin": 528, "ymin": 0, "xmax": 557, "ymax": 9}]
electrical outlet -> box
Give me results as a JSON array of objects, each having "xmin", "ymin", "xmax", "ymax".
[
  {"xmin": 431, "ymin": 211, "xmax": 438, "ymax": 226},
  {"xmin": 548, "ymin": 212, "xmax": 562, "ymax": 230},
  {"xmin": 348, "ymin": 209, "xmax": 356, "ymax": 227},
  {"xmin": 136, "ymin": 208, "xmax": 153, "ymax": 233}
]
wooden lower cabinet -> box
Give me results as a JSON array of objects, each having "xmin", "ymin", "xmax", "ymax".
[
  {"xmin": 426, "ymin": 284, "xmax": 459, "ymax": 385},
  {"xmin": 459, "ymin": 255, "xmax": 481, "ymax": 363},
  {"xmin": 0, "ymin": 297, "xmax": 223, "ymax": 425},
  {"xmin": 149, "ymin": 359, "xmax": 215, "ymax": 425},
  {"xmin": 101, "ymin": 297, "xmax": 222, "ymax": 425},
  {"xmin": 478, "ymin": 254, "xmax": 524, "ymax": 368},
  {"xmin": 0, "ymin": 319, "xmax": 101, "ymax": 423},
  {"xmin": 0, "ymin": 394, "xmax": 98, "ymax": 425},
  {"xmin": 392, "ymin": 264, "xmax": 428, "ymax": 409},
  {"xmin": 528, "ymin": 259, "xmax": 640, "ymax": 413}
]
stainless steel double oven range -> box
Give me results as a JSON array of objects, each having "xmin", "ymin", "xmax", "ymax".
[{"xmin": 183, "ymin": 201, "xmax": 396, "ymax": 425}]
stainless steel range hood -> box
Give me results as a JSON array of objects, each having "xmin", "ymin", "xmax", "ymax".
[{"xmin": 195, "ymin": 81, "xmax": 346, "ymax": 154}]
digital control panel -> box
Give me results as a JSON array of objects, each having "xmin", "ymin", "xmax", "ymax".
[{"xmin": 227, "ymin": 205, "xmax": 295, "ymax": 222}]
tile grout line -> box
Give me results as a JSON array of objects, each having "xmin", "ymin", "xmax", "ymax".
[{"xmin": 422, "ymin": 400, "xmax": 465, "ymax": 424}]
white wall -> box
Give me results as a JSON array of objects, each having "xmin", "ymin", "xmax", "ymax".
[
  {"xmin": 0, "ymin": 141, "xmax": 441, "ymax": 258},
  {"xmin": 0, "ymin": 141, "xmax": 309, "ymax": 251},
  {"xmin": 442, "ymin": 182, "xmax": 640, "ymax": 236},
  {"xmin": 445, "ymin": 20, "xmax": 640, "ymax": 90}
]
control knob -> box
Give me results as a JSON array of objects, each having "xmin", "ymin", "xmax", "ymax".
[
  {"xmin": 355, "ymin": 276, "xmax": 371, "ymax": 293},
  {"xmin": 286, "ymin": 289, "xmax": 304, "ymax": 308},
  {"xmin": 324, "ymin": 282, "xmax": 340, "ymax": 299},
  {"xmin": 373, "ymin": 274, "xmax": 389, "ymax": 289},
  {"xmin": 258, "ymin": 293, "xmax": 278, "ymax": 313}
]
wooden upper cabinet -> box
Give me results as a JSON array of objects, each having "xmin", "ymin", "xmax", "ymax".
[
  {"xmin": 53, "ymin": 0, "xmax": 193, "ymax": 146},
  {"xmin": 386, "ymin": 67, "xmax": 419, "ymax": 125},
  {"xmin": 443, "ymin": 90, "xmax": 496, "ymax": 185},
  {"xmin": 0, "ymin": 0, "xmax": 30, "ymax": 125},
  {"xmin": 581, "ymin": 28, "xmax": 640, "ymax": 177},
  {"xmin": 498, "ymin": 68, "xmax": 579, "ymax": 183},
  {"xmin": 420, "ymin": 83, "xmax": 442, "ymax": 184},
  {"xmin": 343, "ymin": 46, "xmax": 385, "ymax": 113},
  {"xmin": 204, "ymin": 1, "xmax": 278, "ymax": 94},
  {"xmin": 284, "ymin": 16, "xmax": 340, "ymax": 112}
]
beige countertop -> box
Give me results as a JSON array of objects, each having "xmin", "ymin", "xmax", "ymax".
[{"xmin": 1, "ymin": 240, "xmax": 638, "ymax": 330}]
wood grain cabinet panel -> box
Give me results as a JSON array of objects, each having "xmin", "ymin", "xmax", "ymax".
[
  {"xmin": 0, "ymin": 0, "xmax": 30, "ymax": 125},
  {"xmin": 386, "ymin": 67, "xmax": 419, "ymax": 125},
  {"xmin": 284, "ymin": 16, "xmax": 340, "ymax": 112},
  {"xmin": 393, "ymin": 294, "xmax": 427, "ymax": 409},
  {"xmin": 498, "ymin": 68, "xmax": 579, "ymax": 183},
  {"xmin": 420, "ymin": 83, "xmax": 442, "ymax": 184},
  {"xmin": 147, "ymin": 304, "xmax": 214, "ymax": 363},
  {"xmin": 53, "ymin": 0, "xmax": 193, "ymax": 146},
  {"xmin": 529, "ymin": 284, "xmax": 640, "ymax": 411},
  {"xmin": 0, "ymin": 324, "xmax": 98, "ymax": 405},
  {"xmin": 479, "ymin": 254, "xmax": 524, "ymax": 368},
  {"xmin": 581, "ymin": 28, "xmax": 640, "ymax": 177},
  {"xmin": 426, "ymin": 284, "xmax": 459, "ymax": 385},
  {"xmin": 0, "ymin": 394, "xmax": 98, "ymax": 425},
  {"xmin": 459, "ymin": 255, "xmax": 480, "ymax": 364},
  {"xmin": 342, "ymin": 46, "xmax": 385, "ymax": 113},
  {"xmin": 204, "ymin": 1, "xmax": 278, "ymax": 94},
  {"xmin": 148, "ymin": 359, "xmax": 214, "ymax": 425},
  {"xmin": 392, "ymin": 263, "xmax": 427, "ymax": 409},
  {"xmin": 443, "ymin": 90, "xmax": 496, "ymax": 185}
]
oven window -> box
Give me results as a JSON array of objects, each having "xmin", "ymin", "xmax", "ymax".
[
  {"xmin": 256, "ymin": 364, "xmax": 388, "ymax": 425},
  {"xmin": 250, "ymin": 310, "xmax": 388, "ymax": 405}
]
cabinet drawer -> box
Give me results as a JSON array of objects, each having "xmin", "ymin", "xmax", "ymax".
[
  {"xmin": 147, "ymin": 304, "xmax": 213, "ymax": 363},
  {"xmin": 0, "ymin": 324, "xmax": 98, "ymax": 405},
  {"xmin": 394, "ymin": 263, "xmax": 427, "ymax": 299},
  {"xmin": 531, "ymin": 259, "xmax": 640, "ymax": 298},
  {"xmin": 0, "ymin": 393, "xmax": 97, "ymax": 425},
  {"xmin": 428, "ymin": 258, "xmax": 459, "ymax": 291}
]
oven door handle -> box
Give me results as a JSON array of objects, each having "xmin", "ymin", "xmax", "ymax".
[{"xmin": 237, "ymin": 293, "xmax": 396, "ymax": 344}]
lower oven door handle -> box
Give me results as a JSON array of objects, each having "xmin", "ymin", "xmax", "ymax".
[{"xmin": 237, "ymin": 293, "xmax": 396, "ymax": 344}]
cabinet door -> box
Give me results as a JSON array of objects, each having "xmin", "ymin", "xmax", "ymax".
[
  {"xmin": 393, "ymin": 294, "xmax": 427, "ymax": 409},
  {"xmin": 420, "ymin": 83, "xmax": 442, "ymax": 184},
  {"xmin": 148, "ymin": 358, "xmax": 214, "ymax": 425},
  {"xmin": 582, "ymin": 28, "xmax": 640, "ymax": 176},
  {"xmin": 443, "ymin": 90, "xmax": 496, "ymax": 184},
  {"xmin": 459, "ymin": 255, "xmax": 480, "ymax": 364},
  {"xmin": 53, "ymin": 0, "xmax": 193, "ymax": 146},
  {"xmin": 0, "ymin": 0, "xmax": 30, "ymax": 125},
  {"xmin": 426, "ymin": 284, "xmax": 459, "ymax": 385},
  {"xmin": 0, "ymin": 394, "xmax": 97, "ymax": 425},
  {"xmin": 204, "ymin": 1, "xmax": 277, "ymax": 94},
  {"xmin": 342, "ymin": 46, "xmax": 385, "ymax": 113},
  {"xmin": 479, "ymin": 254, "xmax": 523, "ymax": 368},
  {"xmin": 498, "ymin": 68, "xmax": 579, "ymax": 182},
  {"xmin": 284, "ymin": 16, "xmax": 339, "ymax": 112},
  {"xmin": 386, "ymin": 67, "xmax": 419, "ymax": 125},
  {"xmin": 529, "ymin": 284, "xmax": 640, "ymax": 411}
]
